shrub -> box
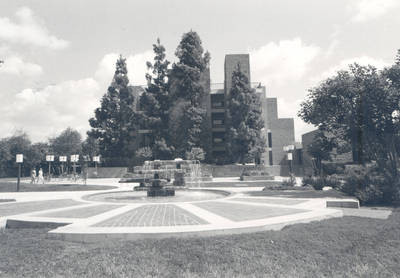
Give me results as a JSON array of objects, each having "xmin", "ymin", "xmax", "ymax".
[
  {"xmin": 281, "ymin": 174, "xmax": 296, "ymax": 187},
  {"xmin": 340, "ymin": 164, "xmax": 400, "ymax": 205},
  {"xmin": 322, "ymin": 162, "xmax": 346, "ymax": 175}
]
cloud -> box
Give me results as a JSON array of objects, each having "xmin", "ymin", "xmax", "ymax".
[
  {"xmin": 0, "ymin": 7, "xmax": 69, "ymax": 49},
  {"xmin": 0, "ymin": 78, "xmax": 101, "ymax": 141},
  {"xmin": 0, "ymin": 55, "xmax": 43, "ymax": 76},
  {"xmin": 311, "ymin": 56, "xmax": 390, "ymax": 84},
  {"xmin": 350, "ymin": 0, "xmax": 399, "ymax": 22},
  {"xmin": 95, "ymin": 51, "xmax": 153, "ymax": 87},
  {"xmin": 250, "ymin": 38, "xmax": 321, "ymax": 86},
  {"xmin": 0, "ymin": 50, "xmax": 152, "ymax": 142}
]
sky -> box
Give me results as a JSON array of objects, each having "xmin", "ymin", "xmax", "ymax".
[{"xmin": 0, "ymin": 0, "xmax": 399, "ymax": 142}]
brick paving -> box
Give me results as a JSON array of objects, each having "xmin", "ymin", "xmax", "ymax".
[
  {"xmin": 93, "ymin": 204, "xmax": 209, "ymax": 227},
  {"xmin": 194, "ymin": 201, "xmax": 308, "ymax": 222},
  {"xmin": 0, "ymin": 199, "xmax": 84, "ymax": 217},
  {"xmin": 35, "ymin": 204, "xmax": 123, "ymax": 218},
  {"xmin": 231, "ymin": 197, "xmax": 307, "ymax": 206}
]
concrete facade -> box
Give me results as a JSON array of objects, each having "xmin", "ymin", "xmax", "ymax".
[{"xmin": 210, "ymin": 54, "xmax": 296, "ymax": 166}]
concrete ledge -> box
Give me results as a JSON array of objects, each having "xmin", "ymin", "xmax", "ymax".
[
  {"xmin": 240, "ymin": 176, "xmax": 274, "ymax": 181},
  {"xmin": 6, "ymin": 219, "xmax": 70, "ymax": 229},
  {"xmin": 326, "ymin": 200, "xmax": 359, "ymax": 208}
]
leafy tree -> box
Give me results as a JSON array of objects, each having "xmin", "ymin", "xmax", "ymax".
[
  {"xmin": 81, "ymin": 136, "xmax": 100, "ymax": 158},
  {"xmin": 307, "ymin": 131, "xmax": 336, "ymax": 176},
  {"xmin": 168, "ymin": 31, "xmax": 211, "ymax": 158},
  {"xmin": 88, "ymin": 55, "xmax": 138, "ymax": 166},
  {"xmin": 185, "ymin": 147, "xmax": 205, "ymax": 162},
  {"xmin": 299, "ymin": 51, "xmax": 400, "ymax": 203},
  {"xmin": 226, "ymin": 64, "xmax": 266, "ymax": 164},
  {"xmin": 139, "ymin": 38, "xmax": 173, "ymax": 159},
  {"xmin": 49, "ymin": 127, "xmax": 82, "ymax": 156},
  {"xmin": 299, "ymin": 61, "xmax": 400, "ymax": 167}
]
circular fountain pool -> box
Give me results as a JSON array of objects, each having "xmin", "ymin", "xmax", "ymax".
[{"xmin": 83, "ymin": 189, "xmax": 230, "ymax": 204}]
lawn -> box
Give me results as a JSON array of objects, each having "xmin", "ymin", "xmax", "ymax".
[
  {"xmin": 0, "ymin": 181, "xmax": 116, "ymax": 192},
  {"xmin": 0, "ymin": 210, "xmax": 399, "ymax": 277}
]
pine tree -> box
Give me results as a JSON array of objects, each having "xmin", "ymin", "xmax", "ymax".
[
  {"xmin": 168, "ymin": 31, "xmax": 211, "ymax": 158},
  {"xmin": 88, "ymin": 55, "xmax": 137, "ymax": 166},
  {"xmin": 139, "ymin": 39, "xmax": 173, "ymax": 159},
  {"xmin": 226, "ymin": 63, "xmax": 266, "ymax": 164}
]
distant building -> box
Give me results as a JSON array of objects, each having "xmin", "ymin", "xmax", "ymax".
[
  {"xmin": 210, "ymin": 54, "xmax": 296, "ymax": 165},
  {"xmin": 134, "ymin": 54, "xmax": 296, "ymax": 166}
]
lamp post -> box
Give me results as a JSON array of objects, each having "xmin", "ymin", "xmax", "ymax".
[
  {"xmin": 46, "ymin": 155, "xmax": 54, "ymax": 181},
  {"xmin": 16, "ymin": 154, "xmax": 23, "ymax": 192}
]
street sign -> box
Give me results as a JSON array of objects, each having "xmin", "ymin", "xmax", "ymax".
[
  {"xmin": 59, "ymin": 156, "xmax": 67, "ymax": 162},
  {"xmin": 16, "ymin": 154, "xmax": 23, "ymax": 163},
  {"xmin": 46, "ymin": 155, "xmax": 55, "ymax": 162},
  {"xmin": 93, "ymin": 156, "xmax": 100, "ymax": 162},
  {"xmin": 287, "ymin": 153, "xmax": 293, "ymax": 160}
]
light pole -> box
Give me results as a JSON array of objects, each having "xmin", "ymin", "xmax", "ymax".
[{"xmin": 16, "ymin": 154, "xmax": 23, "ymax": 192}]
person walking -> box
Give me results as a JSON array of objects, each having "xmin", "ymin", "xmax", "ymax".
[
  {"xmin": 30, "ymin": 168, "xmax": 36, "ymax": 184},
  {"xmin": 37, "ymin": 168, "xmax": 44, "ymax": 184}
]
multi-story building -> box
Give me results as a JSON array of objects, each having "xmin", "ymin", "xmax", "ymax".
[
  {"xmin": 135, "ymin": 54, "xmax": 296, "ymax": 167},
  {"xmin": 210, "ymin": 54, "xmax": 295, "ymax": 166}
]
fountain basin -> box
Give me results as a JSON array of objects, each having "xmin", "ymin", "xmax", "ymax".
[{"xmin": 82, "ymin": 189, "xmax": 230, "ymax": 204}]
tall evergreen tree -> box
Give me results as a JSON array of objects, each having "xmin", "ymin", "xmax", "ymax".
[
  {"xmin": 88, "ymin": 55, "xmax": 137, "ymax": 166},
  {"xmin": 226, "ymin": 64, "xmax": 266, "ymax": 164},
  {"xmin": 168, "ymin": 31, "xmax": 211, "ymax": 158},
  {"xmin": 139, "ymin": 38, "xmax": 173, "ymax": 159}
]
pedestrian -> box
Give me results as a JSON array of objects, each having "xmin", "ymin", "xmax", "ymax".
[
  {"xmin": 30, "ymin": 168, "xmax": 36, "ymax": 184},
  {"xmin": 37, "ymin": 168, "xmax": 44, "ymax": 184}
]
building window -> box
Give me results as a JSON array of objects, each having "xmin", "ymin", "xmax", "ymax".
[
  {"xmin": 268, "ymin": 132, "xmax": 272, "ymax": 148},
  {"xmin": 212, "ymin": 101, "xmax": 224, "ymax": 108},
  {"xmin": 269, "ymin": 150, "xmax": 273, "ymax": 165},
  {"xmin": 213, "ymin": 119, "xmax": 224, "ymax": 126}
]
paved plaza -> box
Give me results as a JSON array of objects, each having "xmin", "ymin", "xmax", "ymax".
[{"xmin": 0, "ymin": 178, "xmax": 388, "ymax": 242}]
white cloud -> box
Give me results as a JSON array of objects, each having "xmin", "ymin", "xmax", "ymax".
[
  {"xmin": 350, "ymin": 0, "xmax": 399, "ymax": 22},
  {"xmin": 95, "ymin": 51, "xmax": 153, "ymax": 87},
  {"xmin": 0, "ymin": 78, "xmax": 101, "ymax": 141},
  {"xmin": 0, "ymin": 50, "xmax": 152, "ymax": 142},
  {"xmin": 0, "ymin": 7, "xmax": 69, "ymax": 49},
  {"xmin": 0, "ymin": 55, "xmax": 43, "ymax": 76},
  {"xmin": 250, "ymin": 38, "xmax": 321, "ymax": 86},
  {"xmin": 311, "ymin": 56, "xmax": 390, "ymax": 84}
]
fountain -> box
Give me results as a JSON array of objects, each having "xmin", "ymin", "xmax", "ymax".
[
  {"xmin": 121, "ymin": 159, "xmax": 209, "ymax": 190},
  {"xmin": 146, "ymin": 172, "xmax": 175, "ymax": 197}
]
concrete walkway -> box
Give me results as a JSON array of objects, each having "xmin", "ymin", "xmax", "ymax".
[{"xmin": 0, "ymin": 178, "xmax": 377, "ymax": 242}]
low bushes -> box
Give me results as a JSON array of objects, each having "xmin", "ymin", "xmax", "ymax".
[
  {"xmin": 302, "ymin": 175, "xmax": 342, "ymax": 191},
  {"xmin": 340, "ymin": 165, "xmax": 400, "ymax": 206}
]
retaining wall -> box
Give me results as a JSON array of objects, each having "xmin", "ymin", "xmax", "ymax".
[{"xmin": 87, "ymin": 167, "xmax": 128, "ymax": 178}]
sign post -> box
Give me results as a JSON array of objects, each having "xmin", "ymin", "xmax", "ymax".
[
  {"xmin": 70, "ymin": 154, "xmax": 79, "ymax": 181},
  {"xmin": 46, "ymin": 155, "xmax": 54, "ymax": 181},
  {"xmin": 16, "ymin": 154, "xmax": 23, "ymax": 192},
  {"xmin": 59, "ymin": 156, "xmax": 67, "ymax": 176},
  {"xmin": 93, "ymin": 156, "xmax": 100, "ymax": 177}
]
